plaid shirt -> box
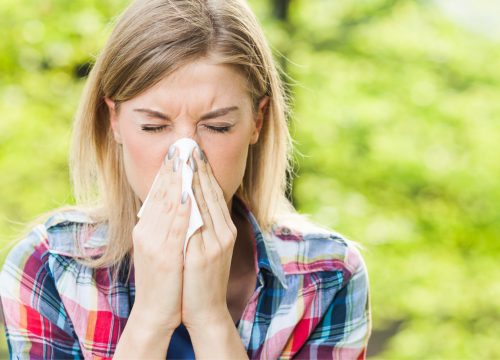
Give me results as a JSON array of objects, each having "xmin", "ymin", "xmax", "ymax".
[{"xmin": 0, "ymin": 198, "xmax": 371, "ymax": 359}]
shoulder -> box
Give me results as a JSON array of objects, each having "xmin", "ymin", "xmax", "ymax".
[
  {"xmin": 1, "ymin": 223, "xmax": 50, "ymax": 283},
  {"xmin": 43, "ymin": 208, "xmax": 108, "ymax": 258},
  {"xmin": 2, "ymin": 209, "xmax": 106, "ymax": 269},
  {"xmin": 269, "ymin": 214, "xmax": 367, "ymax": 285},
  {"xmin": 0, "ymin": 210, "xmax": 108, "ymax": 358},
  {"xmin": 0, "ymin": 208, "xmax": 108, "ymax": 302}
]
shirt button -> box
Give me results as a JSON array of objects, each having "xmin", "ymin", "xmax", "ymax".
[{"xmin": 281, "ymin": 227, "xmax": 291, "ymax": 235}]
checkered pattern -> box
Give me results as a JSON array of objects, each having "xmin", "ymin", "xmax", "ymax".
[{"xmin": 0, "ymin": 197, "xmax": 370, "ymax": 359}]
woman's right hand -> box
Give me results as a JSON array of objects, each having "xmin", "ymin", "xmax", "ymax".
[{"xmin": 130, "ymin": 148, "xmax": 191, "ymax": 333}]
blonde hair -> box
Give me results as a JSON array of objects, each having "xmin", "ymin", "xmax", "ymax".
[{"xmin": 68, "ymin": 0, "xmax": 300, "ymax": 270}]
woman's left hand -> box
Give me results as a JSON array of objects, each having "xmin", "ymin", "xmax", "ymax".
[{"xmin": 181, "ymin": 147, "xmax": 238, "ymax": 330}]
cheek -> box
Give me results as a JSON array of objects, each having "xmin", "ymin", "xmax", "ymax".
[
  {"xmin": 120, "ymin": 127, "xmax": 166, "ymax": 201},
  {"xmin": 204, "ymin": 135, "xmax": 249, "ymax": 202},
  {"xmin": 118, "ymin": 120, "xmax": 254, "ymax": 203}
]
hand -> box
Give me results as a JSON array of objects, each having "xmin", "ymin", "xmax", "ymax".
[
  {"xmin": 181, "ymin": 147, "xmax": 237, "ymax": 330},
  {"xmin": 131, "ymin": 149, "xmax": 191, "ymax": 332}
]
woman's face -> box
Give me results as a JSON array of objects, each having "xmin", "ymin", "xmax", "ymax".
[{"xmin": 105, "ymin": 59, "xmax": 268, "ymax": 205}]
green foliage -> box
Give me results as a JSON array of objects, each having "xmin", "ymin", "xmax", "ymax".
[
  {"xmin": 0, "ymin": 0, "xmax": 498, "ymax": 358},
  {"xmin": 281, "ymin": 1, "xmax": 500, "ymax": 358}
]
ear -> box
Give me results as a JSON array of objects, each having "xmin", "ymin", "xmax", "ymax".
[
  {"xmin": 104, "ymin": 96, "xmax": 122, "ymax": 144},
  {"xmin": 250, "ymin": 96, "xmax": 269, "ymax": 145}
]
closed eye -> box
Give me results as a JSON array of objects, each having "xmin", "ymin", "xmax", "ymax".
[
  {"xmin": 141, "ymin": 125, "xmax": 168, "ymax": 133},
  {"xmin": 205, "ymin": 125, "xmax": 233, "ymax": 133},
  {"xmin": 140, "ymin": 124, "xmax": 234, "ymax": 134}
]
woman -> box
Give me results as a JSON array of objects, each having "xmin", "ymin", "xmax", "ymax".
[{"xmin": 0, "ymin": 0, "xmax": 371, "ymax": 359}]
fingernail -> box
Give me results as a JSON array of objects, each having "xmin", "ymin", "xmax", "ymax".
[
  {"xmin": 181, "ymin": 191, "xmax": 189, "ymax": 204},
  {"xmin": 167, "ymin": 146, "xmax": 176, "ymax": 160},
  {"xmin": 173, "ymin": 157, "xmax": 180, "ymax": 172},
  {"xmin": 196, "ymin": 146, "xmax": 205, "ymax": 162},
  {"xmin": 190, "ymin": 155, "xmax": 198, "ymax": 172},
  {"xmin": 201, "ymin": 150, "xmax": 207, "ymax": 163}
]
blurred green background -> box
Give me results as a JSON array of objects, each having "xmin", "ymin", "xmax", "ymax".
[{"xmin": 1, "ymin": 0, "xmax": 499, "ymax": 358}]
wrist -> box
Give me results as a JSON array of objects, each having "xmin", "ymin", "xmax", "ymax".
[
  {"xmin": 115, "ymin": 307, "xmax": 176, "ymax": 359},
  {"xmin": 129, "ymin": 304, "xmax": 179, "ymax": 335},
  {"xmin": 186, "ymin": 309, "xmax": 247, "ymax": 360},
  {"xmin": 185, "ymin": 307, "xmax": 233, "ymax": 335}
]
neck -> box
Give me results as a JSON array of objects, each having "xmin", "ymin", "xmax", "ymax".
[{"xmin": 229, "ymin": 197, "xmax": 255, "ymax": 277}]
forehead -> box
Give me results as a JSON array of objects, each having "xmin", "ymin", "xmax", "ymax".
[
  {"xmin": 166, "ymin": 60, "xmax": 247, "ymax": 88},
  {"xmin": 130, "ymin": 60, "xmax": 251, "ymax": 106}
]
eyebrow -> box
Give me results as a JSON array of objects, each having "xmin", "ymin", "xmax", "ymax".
[{"xmin": 133, "ymin": 106, "xmax": 239, "ymax": 121}]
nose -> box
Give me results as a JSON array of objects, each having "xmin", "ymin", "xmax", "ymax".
[{"xmin": 170, "ymin": 122, "xmax": 202, "ymax": 148}]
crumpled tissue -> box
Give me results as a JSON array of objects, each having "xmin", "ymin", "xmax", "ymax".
[{"xmin": 137, "ymin": 138, "xmax": 204, "ymax": 258}]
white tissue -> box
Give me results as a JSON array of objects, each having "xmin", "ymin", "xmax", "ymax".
[{"xmin": 137, "ymin": 138, "xmax": 204, "ymax": 258}]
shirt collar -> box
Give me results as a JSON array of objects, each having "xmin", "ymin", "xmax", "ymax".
[
  {"xmin": 47, "ymin": 197, "xmax": 288, "ymax": 289},
  {"xmin": 233, "ymin": 196, "xmax": 288, "ymax": 289}
]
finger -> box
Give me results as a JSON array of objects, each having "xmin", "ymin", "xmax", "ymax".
[
  {"xmin": 140, "ymin": 148, "xmax": 178, "ymax": 213},
  {"xmin": 193, "ymin": 148, "xmax": 236, "ymax": 243},
  {"xmin": 165, "ymin": 185, "xmax": 191, "ymax": 256},
  {"xmin": 139, "ymin": 148, "xmax": 181, "ymax": 230},
  {"xmin": 191, "ymin": 160, "xmax": 219, "ymax": 253},
  {"xmin": 197, "ymin": 149, "xmax": 236, "ymax": 237}
]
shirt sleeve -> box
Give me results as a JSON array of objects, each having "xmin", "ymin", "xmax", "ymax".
[
  {"xmin": 0, "ymin": 226, "xmax": 84, "ymax": 359},
  {"xmin": 295, "ymin": 249, "xmax": 371, "ymax": 360}
]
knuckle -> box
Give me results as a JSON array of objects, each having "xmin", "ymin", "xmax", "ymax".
[
  {"xmin": 214, "ymin": 187, "xmax": 224, "ymax": 200},
  {"xmin": 160, "ymin": 199, "xmax": 173, "ymax": 214},
  {"xmin": 132, "ymin": 225, "xmax": 146, "ymax": 242},
  {"xmin": 221, "ymin": 234, "xmax": 235, "ymax": 249},
  {"xmin": 208, "ymin": 243, "xmax": 224, "ymax": 259},
  {"xmin": 199, "ymin": 201, "xmax": 209, "ymax": 215},
  {"xmin": 168, "ymin": 223, "xmax": 184, "ymax": 239},
  {"xmin": 168, "ymin": 227, "xmax": 180, "ymax": 239},
  {"xmin": 132, "ymin": 237, "xmax": 144, "ymax": 252},
  {"xmin": 151, "ymin": 188, "xmax": 167, "ymax": 201},
  {"xmin": 229, "ymin": 224, "xmax": 237, "ymax": 237},
  {"xmin": 132, "ymin": 236, "xmax": 150, "ymax": 256}
]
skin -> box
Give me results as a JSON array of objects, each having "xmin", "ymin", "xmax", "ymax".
[
  {"xmin": 106, "ymin": 59, "xmax": 265, "ymax": 206},
  {"xmin": 106, "ymin": 58, "xmax": 269, "ymax": 359}
]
